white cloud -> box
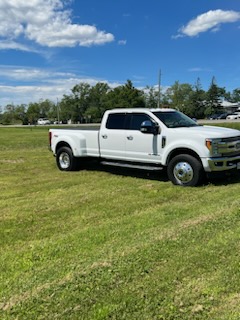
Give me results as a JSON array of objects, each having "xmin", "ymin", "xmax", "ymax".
[
  {"xmin": 0, "ymin": 66, "xmax": 75, "ymax": 81},
  {"xmin": 0, "ymin": 0, "xmax": 114, "ymax": 49},
  {"xmin": 0, "ymin": 84, "xmax": 65, "ymax": 106},
  {"xmin": 188, "ymin": 67, "xmax": 213, "ymax": 73},
  {"xmin": 177, "ymin": 9, "xmax": 240, "ymax": 37},
  {"xmin": 118, "ymin": 40, "xmax": 127, "ymax": 45},
  {"xmin": 0, "ymin": 81, "xmax": 85, "ymax": 106},
  {"xmin": 0, "ymin": 40, "xmax": 43, "ymax": 53},
  {"xmin": 0, "ymin": 66, "xmax": 123, "ymax": 106}
]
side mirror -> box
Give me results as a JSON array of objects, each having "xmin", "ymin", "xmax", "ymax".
[{"xmin": 140, "ymin": 120, "xmax": 159, "ymax": 135}]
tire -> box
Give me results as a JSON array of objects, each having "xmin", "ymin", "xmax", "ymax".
[
  {"xmin": 167, "ymin": 154, "xmax": 203, "ymax": 187},
  {"xmin": 56, "ymin": 147, "xmax": 78, "ymax": 171}
]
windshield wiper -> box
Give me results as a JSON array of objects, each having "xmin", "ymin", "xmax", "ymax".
[
  {"xmin": 173, "ymin": 124, "xmax": 199, "ymax": 128},
  {"xmin": 186, "ymin": 124, "xmax": 199, "ymax": 127}
]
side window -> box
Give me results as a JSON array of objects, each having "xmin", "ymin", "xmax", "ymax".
[
  {"xmin": 129, "ymin": 114, "xmax": 151, "ymax": 130},
  {"xmin": 106, "ymin": 113, "xmax": 126, "ymax": 129}
]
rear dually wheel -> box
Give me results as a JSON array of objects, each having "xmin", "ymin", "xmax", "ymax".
[{"xmin": 56, "ymin": 146, "xmax": 78, "ymax": 171}]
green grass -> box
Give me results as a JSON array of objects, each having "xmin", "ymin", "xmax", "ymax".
[{"xmin": 0, "ymin": 124, "xmax": 240, "ymax": 320}]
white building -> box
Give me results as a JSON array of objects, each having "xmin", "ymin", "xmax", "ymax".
[{"xmin": 221, "ymin": 101, "xmax": 240, "ymax": 112}]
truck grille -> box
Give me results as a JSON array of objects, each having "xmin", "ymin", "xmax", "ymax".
[
  {"xmin": 221, "ymin": 136, "xmax": 240, "ymax": 143},
  {"xmin": 219, "ymin": 136, "xmax": 240, "ymax": 157}
]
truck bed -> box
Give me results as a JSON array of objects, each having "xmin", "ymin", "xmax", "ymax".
[{"xmin": 49, "ymin": 128, "xmax": 100, "ymax": 157}]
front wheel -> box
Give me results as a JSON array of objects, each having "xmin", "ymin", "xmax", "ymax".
[
  {"xmin": 167, "ymin": 154, "xmax": 203, "ymax": 187},
  {"xmin": 56, "ymin": 147, "xmax": 78, "ymax": 171}
]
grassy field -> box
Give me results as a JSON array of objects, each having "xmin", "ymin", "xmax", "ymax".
[{"xmin": 0, "ymin": 124, "xmax": 240, "ymax": 319}]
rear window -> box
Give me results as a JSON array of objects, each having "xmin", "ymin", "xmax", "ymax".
[{"xmin": 106, "ymin": 113, "xmax": 126, "ymax": 129}]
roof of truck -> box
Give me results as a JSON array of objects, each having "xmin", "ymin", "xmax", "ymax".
[{"xmin": 107, "ymin": 108, "xmax": 176, "ymax": 113}]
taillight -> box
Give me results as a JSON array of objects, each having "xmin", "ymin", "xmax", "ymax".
[{"xmin": 49, "ymin": 131, "xmax": 52, "ymax": 147}]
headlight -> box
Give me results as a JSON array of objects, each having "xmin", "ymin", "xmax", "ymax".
[{"xmin": 205, "ymin": 138, "xmax": 222, "ymax": 157}]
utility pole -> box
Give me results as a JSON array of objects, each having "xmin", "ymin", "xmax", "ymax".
[
  {"xmin": 57, "ymin": 98, "xmax": 60, "ymax": 124},
  {"xmin": 157, "ymin": 69, "xmax": 161, "ymax": 108}
]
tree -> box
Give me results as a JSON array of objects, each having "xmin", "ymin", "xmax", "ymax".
[
  {"xmin": 144, "ymin": 86, "xmax": 158, "ymax": 108},
  {"xmin": 59, "ymin": 95, "xmax": 74, "ymax": 122},
  {"xmin": 188, "ymin": 78, "xmax": 206, "ymax": 118},
  {"xmin": 1, "ymin": 104, "xmax": 15, "ymax": 124},
  {"xmin": 27, "ymin": 102, "xmax": 40, "ymax": 124},
  {"xmin": 39, "ymin": 99, "xmax": 55, "ymax": 118},
  {"xmin": 47, "ymin": 101, "xmax": 59, "ymax": 122},
  {"xmin": 26, "ymin": 99, "xmax": 54, "ymax": 124},
  {"xmin": 71, "ymin": 83, "xmax": 91, "ymax": 122},
  {"xmin": 15, "ymin": 104, "xmax": 28, "ymax": 124},
  {"xmin": 85, "ymin": 82, "xmax": 110, "ymax": 121},
  {"xmin": 2, "ymin": 78, "xmax": 239, "ymax": 124},
  {"xmin": 121, "ymin": 80, "xmax": 145, "ymax": 108},
  {"xmin": 164, "ymin": 81, "xmax": 193, "ymax": 114},
  {"xmin": 105, "ymin": 80, "xmax": 145, "ymax": 110},
  {"xmin": 58, "ymin": 83, "xmax": 91, "ymax": 123},
  {"xmin": 231, "ymin": 88, "xmax": 240, "ymax": 103},
  {"xmin": 0, "ymin": 106, "xmax": 2, "ymax": 123},
  {"xmin": 205, "ymin": 77, "xmax": 225, "ymax": 116}
]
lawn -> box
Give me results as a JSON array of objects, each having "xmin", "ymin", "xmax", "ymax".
[{"xmin": 0, "ymin": 125, "xmax": 240, "ymax": 319}]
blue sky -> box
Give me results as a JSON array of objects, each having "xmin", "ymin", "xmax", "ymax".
[{"xmin": 0, "ymin": 0, "xmax": 240, "ymax": 107}]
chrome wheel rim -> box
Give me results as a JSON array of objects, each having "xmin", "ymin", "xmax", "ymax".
[
  {"xmin": 59, "ymin": 152, "xmax": 70, "ymax": 169},
  {"xmin": 173, "ymin": 161, "xmax": 193, "ymax": 184}
]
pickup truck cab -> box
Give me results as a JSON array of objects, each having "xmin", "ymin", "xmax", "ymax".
[{"xmin": 49, "ymin": 108, "xmax": 240, "ymax": 186}]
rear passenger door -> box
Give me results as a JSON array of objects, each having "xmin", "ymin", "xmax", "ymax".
[{"xmin": 99, "ymin": 112, "xmax": 127, "ymax": 160}]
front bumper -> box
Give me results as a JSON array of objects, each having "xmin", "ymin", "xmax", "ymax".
[{"xmin": 207, "ymin": 155, "xmax": 240, "ymax": 172}]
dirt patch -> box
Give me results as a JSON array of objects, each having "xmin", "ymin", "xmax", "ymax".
[{"xmin": 0, "ymin": 159, "xmax": 24, "ymax": 164}]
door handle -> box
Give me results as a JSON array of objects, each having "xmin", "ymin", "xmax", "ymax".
[
  {"xmin": 102, "ymin": 134, "xmax": 108, "ymax": 139},
  {"xmin": 127, "ymin": 136, "xmax": 133, "ymax": 140}
]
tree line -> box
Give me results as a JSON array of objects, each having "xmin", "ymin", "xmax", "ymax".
[{"xmin": 0, "ymin": 77, "xmax": 240, "ymax": 125}]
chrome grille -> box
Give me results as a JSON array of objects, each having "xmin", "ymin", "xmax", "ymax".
[{"xmin": 219, "ymin": 136, "xmax": 240, "ymax": 157}]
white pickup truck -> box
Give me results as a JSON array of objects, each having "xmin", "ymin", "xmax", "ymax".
[{"xmin": 49, "ymin": 108, "xmax": 240, "ymax": 186}]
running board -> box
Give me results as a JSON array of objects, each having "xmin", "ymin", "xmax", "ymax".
[{"xmin": 101, "ymin": 161, "xmax": 163, "ymax": 171}]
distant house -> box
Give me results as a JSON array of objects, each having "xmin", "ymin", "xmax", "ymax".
[{"xmin": 220, "ymin": 101, "xmax": 240, "ymax": 113}]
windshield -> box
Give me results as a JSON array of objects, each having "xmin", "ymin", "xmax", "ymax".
[{"xmin": 153, "ymin": 111, "xmax": 199, "ymax": 128}]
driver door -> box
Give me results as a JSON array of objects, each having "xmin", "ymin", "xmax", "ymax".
[{"xmin": 125, "ymin": 113, "xmax": 162, "ymax": 163}]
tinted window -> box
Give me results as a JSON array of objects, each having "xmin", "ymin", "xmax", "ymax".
[
  {"xmin": 153, "ymin": 111, "xmax": 198, "ymax": 128},
  {"xmin": 129, "ymin": 114, "xmax": 151, "ymax": 130},
  {"xmin": 106, "ymin": 113, "xmax": 126, "ymax": 129}
]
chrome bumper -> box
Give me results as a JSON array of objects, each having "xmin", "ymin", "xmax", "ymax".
[{"xmin": 208, "ymin": 155, "xmax": 240, "ymax": 171}]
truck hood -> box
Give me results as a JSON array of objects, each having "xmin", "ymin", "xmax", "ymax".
[{"xmin": 174, "ymin": 125, "xmax": 240, "ymax": 139}]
